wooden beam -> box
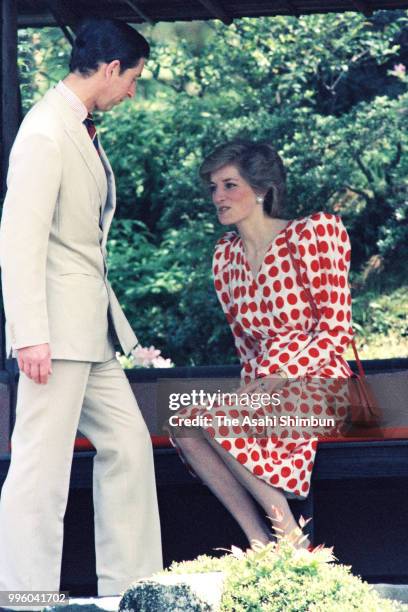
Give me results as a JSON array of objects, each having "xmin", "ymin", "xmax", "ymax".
[
  {"xmin": 0, "ymin": 0, "xmax": 20, "ymax": 369},
  {"xmin": 282, "ymin": 1, "xmax": 301, "ymax": 17},
  {"xmin": 58, "ymin": 23, "xmax": 75, "ymax": 46},
  {"xmin": 196, "ymin": 0, "xmax": 233, "ymax": 25},
  {"xmin": 44, "ymin": 0, "xmax": 81, "ymax": 32},
  {"xmin": 124, "ymin": 0, "xmax": 155, "ymax": 25},
  {"xmin": 1, "ymin": 0, "xmax": 19, "ymax": 198},
  {"xmin": 16, "ymin": 2, "xmax": 408, "ymax": 28},
  {"xmin": 351, "ymin": 1, "xmax": 374, "ymax": 16}
]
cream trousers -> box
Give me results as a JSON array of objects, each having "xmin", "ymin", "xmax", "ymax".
[{"xmin": 0, "ymin": 353, "xmax": 163, "ymax": 598}]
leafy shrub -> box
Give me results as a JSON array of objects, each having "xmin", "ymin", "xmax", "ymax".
[
  {"xmin": 107, "ymin": 217, "xmax": 236, "ymax": 365},
  {"xmin": 165, "ymin": 541, "xmax": 407, "ymax": 611},
  {"xmin": 351, "ymin": 286, "xmax": 408, "ymax": 358}
]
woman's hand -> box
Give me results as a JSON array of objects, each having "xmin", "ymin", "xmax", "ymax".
[{"xmin": 237, "ymin": 372, "xmax": 288, "ymax": 397}]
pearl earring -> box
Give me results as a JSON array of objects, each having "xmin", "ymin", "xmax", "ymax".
[{"xmin": 256, "ymin": 195, "xmax": 263, "ymax": 205}]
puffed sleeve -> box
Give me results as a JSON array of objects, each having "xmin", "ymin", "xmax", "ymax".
[
  {"xmin": 256, "ymin": 213, "xmax": 354, "ymax": 378},
  {"xmin": 213, "ymin": 233, "xmax": 258, "ymax": 374}
]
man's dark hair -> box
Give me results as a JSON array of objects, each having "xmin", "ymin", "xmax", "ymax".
[{"xmin": 69, "ymin": 18, "xmax": 150, "ymax": 76}]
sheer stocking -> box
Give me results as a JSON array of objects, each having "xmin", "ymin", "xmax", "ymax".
[
  {"xmin": 205, "ymin": 434, "xmax": 309, "ymax": 546},
  {"xmin": 175, "ymin": 431, "xmax": 271, "ymax": 545},
  {"xmin": 175, "ymin": 429, "xmax": 309, "ymax": 547}
]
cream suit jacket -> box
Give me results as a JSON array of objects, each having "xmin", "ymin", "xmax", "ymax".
[{"xmin": 0, "ymin": 87, "xmax": 138, "ymax": 360}]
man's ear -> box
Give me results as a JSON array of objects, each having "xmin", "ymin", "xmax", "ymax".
[{"xmin": 104, "ymin": 59, "xmax": 121, "ymax": 79}]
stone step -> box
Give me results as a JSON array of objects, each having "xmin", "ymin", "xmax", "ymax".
[{"xmin": 371, "ymin": 584, "xmax": 408, "ymax": 604}]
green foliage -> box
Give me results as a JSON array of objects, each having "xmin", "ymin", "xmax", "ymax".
[
  {"xmin": 165, "ymin": 540, "xmax": 407, "ymax": 611},
  {"xmin": 18, "ymin": 28, "xmax": 70, "ymax": 112},
  {"xmin": 353, "ymin": 287, "xmax": 407, "ymax": 337},
  {"xmin": 100, "ymin": 13, "xmax": 407, "ymax": 240},
  {"xmin": 18, "ymin": 12, "xmax": 408, "ymax": 365},
  {"xmin": 351, "ymin": 286, "xmax": 408, "ymax": 358},
  {"xmin": 107, "ymin": 218, "xmax": 235, "ymax": 364},
  {"xmin": 103, "ymin": 12, "xmax": 407, "ymax": 364}
]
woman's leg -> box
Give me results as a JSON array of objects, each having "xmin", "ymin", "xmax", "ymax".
[
  {"xmin": 175, "ymin": 431, "xmax": 271, "ymax": 545},
  {"xmin": 205, "ymin": 434, "xmax": 310, "ymax": 547}
]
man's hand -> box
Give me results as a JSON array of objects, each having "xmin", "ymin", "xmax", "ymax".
[{"xmin": 17, "ymin": 343, "xmax": 52, "ymax": 385}]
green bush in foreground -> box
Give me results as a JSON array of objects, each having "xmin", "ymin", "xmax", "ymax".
[{"xmin": 160, "ymin": 540, "xmax": 407, "ymax": 612}]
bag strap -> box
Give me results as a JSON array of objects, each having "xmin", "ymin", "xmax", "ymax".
[
  {"xmin": 350, "ymin": 338, "xmax": 366, "ymax": 378},
  {"xmin": 284, "ymin": 225, "xmax": 366, "ymax": 378}
]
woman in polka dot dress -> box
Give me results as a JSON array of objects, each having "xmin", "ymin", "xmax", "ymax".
[{"xmin": 172, "ymin": 140, "xmax": 354, "ymax": 548}]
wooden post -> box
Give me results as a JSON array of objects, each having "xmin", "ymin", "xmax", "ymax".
[
  {"xmin": 1, "ymin": 0, "xmax": 19, "ymax": 198},
  {"xmin": 0, "ymin": 0, "xmax": 19, "ymax": 371},
  {"xmin": 197, "ymin": 0, "xmax": 233, "ymax": 24}
]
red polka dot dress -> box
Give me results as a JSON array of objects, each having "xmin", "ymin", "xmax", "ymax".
[{"xmin": 178, "ymin": 212, "xmax": 354, "ymax": 499}]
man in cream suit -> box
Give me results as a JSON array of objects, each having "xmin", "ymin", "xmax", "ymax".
[{"xmin": 0, "ymin": 19, "xmax": 162, "ymax": 598}]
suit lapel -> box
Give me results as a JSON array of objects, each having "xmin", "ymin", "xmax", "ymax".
[
  {"xmin": 99, "ymin": 144, "xmax": 116, "ymax": 247},
  {"xmin": 44, "ymin": 89, "xmax": 108, "ymax": 207}
]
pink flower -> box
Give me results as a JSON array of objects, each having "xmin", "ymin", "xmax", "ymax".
[
  {"xmin": 132, "ymin": 345, "xmax": 161, "ymax": 367},
  {"xmin": 152, "ymin": 356, "xmax": 174, "ymax": 368},
  {"xmin": 390, "ymin": 63, "xmax": 406, "ymax": 79},
  {"xmin": 130, "ymin": 345, "xmax": 174, "ymax": 368}
]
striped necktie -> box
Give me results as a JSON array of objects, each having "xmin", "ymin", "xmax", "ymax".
[{"xmin": 83, "ymin": 113, "xmax": 100, "ymax": 154}]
